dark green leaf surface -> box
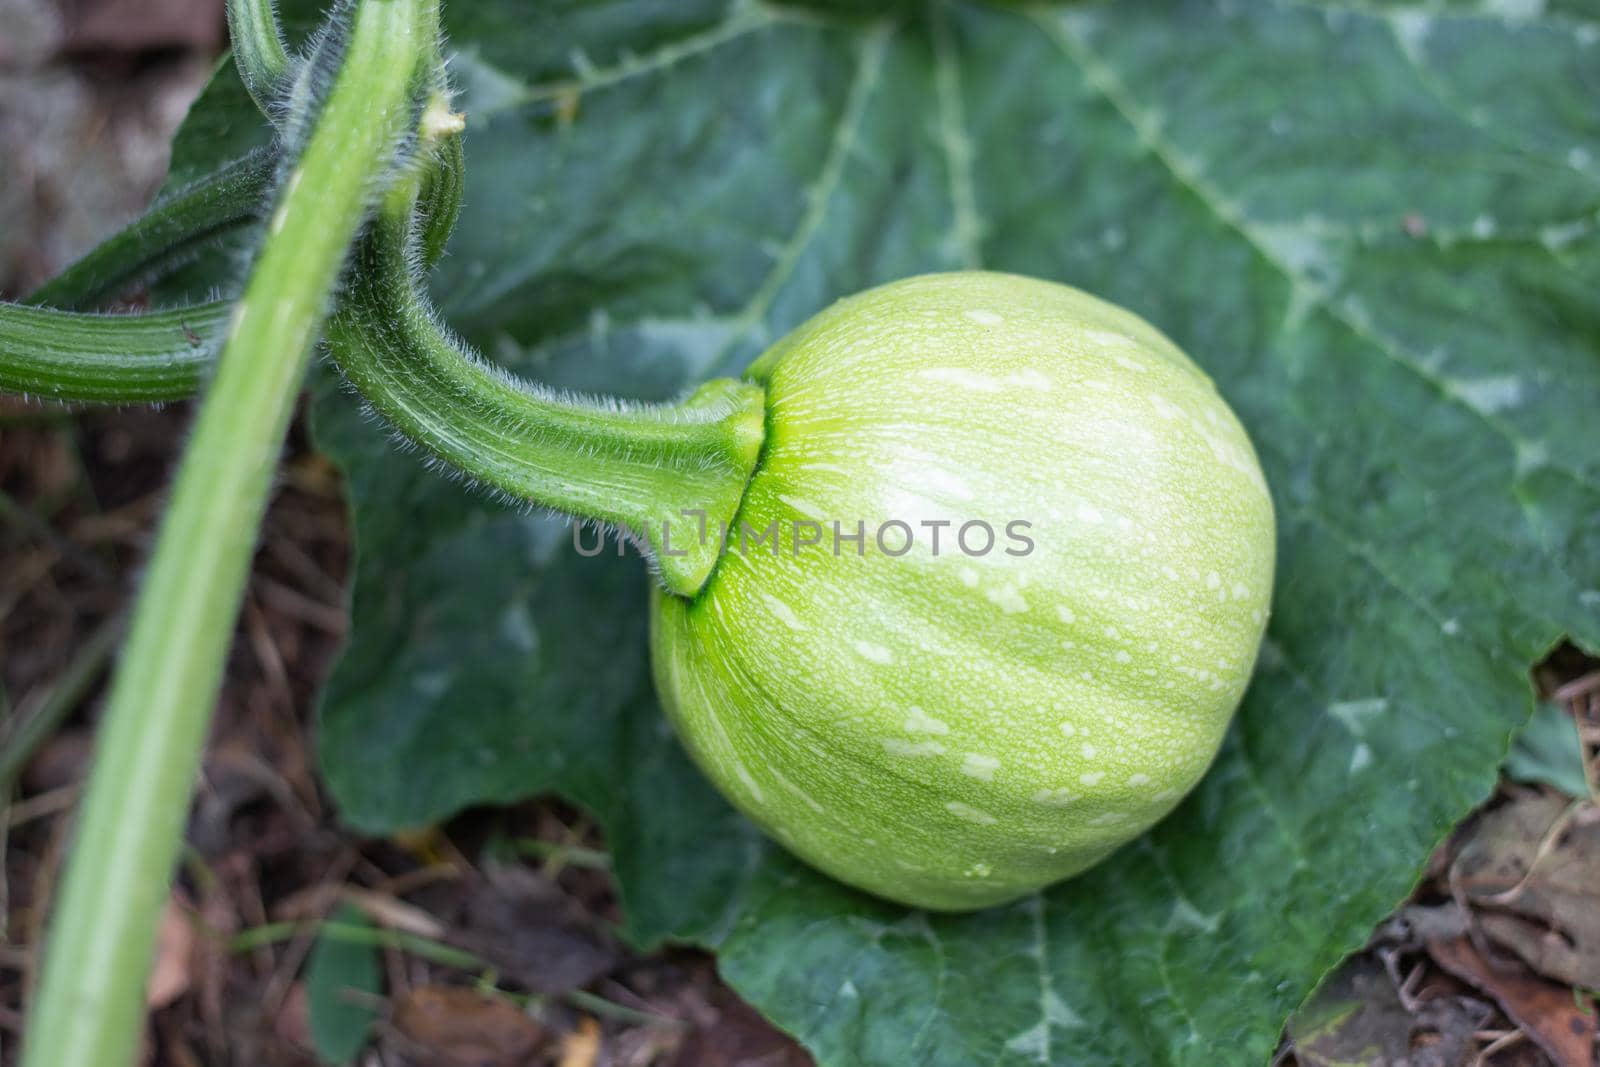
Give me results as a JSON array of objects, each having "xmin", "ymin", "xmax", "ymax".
[{"xmin": 173, "ymin": 1, "xmax": 1600, "ymax": 1063}]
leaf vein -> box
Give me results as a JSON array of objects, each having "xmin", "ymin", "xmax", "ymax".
[
  {"xmin": 1035, "ymin": 9, "xmax": 1600, "ymax": 501},
  {"xmin": 932, "ymin": 1, "xmax": 986, "ymax": 270},
  {"xmin": 712, "ymin": 20, "xmax": 896, "ymax": 363},
  {"xmin": 474, "ymin": 2, "xmax": 783, "ymax": 120},
  {"xmin": 1270, "ymin": 0, "xmax": 1600, "ymax": 36}
]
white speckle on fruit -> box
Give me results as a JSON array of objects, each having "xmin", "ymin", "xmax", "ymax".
[
  {"xmin": 797, "ymin": 460, "xmax": 850, "ymax": 475},
  {"xmin": 946, "ymin": 801, "xmax": 998, "ymax": 825},
  {"xmin": 770, "ymin": 767, "xmax": 825, "ymax": 814},
  {"xmin": 1077, "ymin": 503, "xmax": 1103, "ymax": 523},
  {"xmin": 920, "ymin": 467, "xmax": 974, "ymax": 500},
  {"xmin": 777, "ymin": 492, "xmax": 830, "ymax": 522},
  {"xmin": 958, "ymin": 567, "xmax": 979, "ymax": 588},
  {"xmin": 964, "ymin": 309, "xmax": 1004, "ymax": 326},
  {"xmin": 1085, "ymin": 328, "xmax": 1141, "ymax": 353},
  {"xmin": 1079, "ymin": 770, "xmax": 1105, "ymax": 786},
  {"xmin": 1081, "ymin": 743, "xmax": 1098, "ymax": 759},
  {"xmin": 854, "ymin": 640, "xmax": 894, "ymax": 665},
  {"xmin": 761, "ymin": 593, "xmax": 806, "ymax": 631},
  {"xmin": 1032, "ymin": 788, "xmax": 1078, "ymax": 806},
  {"xmin": 1058, "ymin": 721, "xmax": 1077, "ymax": 738},
  {"xmin": 1206, "ymin": 571, "xmax": 1222, "ymax": 590},
  {"xmin": 905, "ymin": 706, "xmax": 950, "ymax": 734},
  {"xmin": 961, "ymin": 753, "xmax": 1001, "ymax": 781},
  {"xmin": 1114, "ymin": 650, "xmax": 1132, "ymax": 664},
  {"xmin": 1009, "ymin": 368, "xmax": 1054, "ymax": 391},
  {"xmin": 1056, "ymin": 605, "xmax": 1076, "ymax": 624},
  {"xmin": 919, "ymin": 367, "xmax": 1003, "ymax": 392},
  {"xmin": 965, "ymin": 861, "xmax": 994, "ymax": 877},
  {"xmin": 1127, "ymin": 773, "xmax": 1152, "ymax": 787},
  {"xmin": 883, "ymin": 738, "xmax": 946, "ymax": 757},
  {"xmin": 985, "ymin": 584, "xmax": 1029, "ymax": 614},
  {"xmin": 1110, "ymin": 353, "xmax": 1147, "ymax": 373},
  {"xmin": 1442, "ymin": 617, "xmax": 1461, "ymax": 636},
  {"xmin": 735, "ymin": 763, "xmax": 764, "ymax": 802},
  {"xmin": 1148, "ymin": 393, "xmax": 1183, "ymax": 420}
]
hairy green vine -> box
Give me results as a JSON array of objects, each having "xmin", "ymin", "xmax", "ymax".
[
  {"xmin": 24, "ymin": 149, "xmax": 274, "ymax": 311},
  {"xmin": 324, "ymin": 168, "xmax": 764, "ymax": 596},
  {"xmin": 226, "ymin": 0, "xmax": 296, "ymax": 115},
  {"xmin": 0, "ymin": 300, "xmax": 228, "ymax": 402}
]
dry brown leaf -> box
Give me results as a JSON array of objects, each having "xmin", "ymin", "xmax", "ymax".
[
  {"xmin": 559, "ymin": 1016, "xmax": 601, "ymax": 1067},
  {"xmin": 342, "ymin": 887, "xmax": 448, "ymax": 940},
  {"xmin": 389, "ymin": 985, "xmax": 544, "ymax": 1067},
  {"xmin": 146, "ymin": 896, "xmax": 197, "ymax": 1010},
  {"xmin": 1454, "ymin": 793, "xmax": 1600, "ymax": 989},
  {"xmin": 455, "ymin": 865, "xmax": 619, "ymax": 994},
  {"xmin": 668, "ymin": 984, "xmax": 813, "ymax": 1067},
  {"xmin": 1426, "ymin": 936, "xmax": 1596, "ymax": 1067},
  {"xmin": 274, "ymin": 983, "xmax": 314, "ymax": 1052}
]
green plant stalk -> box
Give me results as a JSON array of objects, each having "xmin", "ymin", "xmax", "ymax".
[
  {"xmin": 0, "ymin": 300, "xmax": 229, "ymax": 402},
  {"xmin": 326, "ymin": 175, "xmax": 764, "ymax": 596},
  {"xmin": 25, "ymin": 148, "xmax": 275, "ymax": 311},
  {"xmin": 0, "ymin": 108, "xmax": 456, "ymax": 409},
  {"xmin": 20, "ymin": 2, "xmax": 428, "ymax": 1064},
  {"xmin": 0, "ymin": 128, "xmax": 459, "ymax": 406},
  {"xmin": 227, "ymin": 0, "xmax": 294, "ymax": 117}
]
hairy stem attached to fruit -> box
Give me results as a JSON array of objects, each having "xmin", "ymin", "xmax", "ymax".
[
  {"xmin": 20, "ymin": 3, "xmax": 430, "ymax": 1064},
  {"xmin": 324, "ymin": 154, "xmax": 764, "ymax": 597}
]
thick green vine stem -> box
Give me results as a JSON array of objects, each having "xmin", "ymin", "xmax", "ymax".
[
  {"xmin": 0, "ymin": 300, "xmax": 228, "ymax": 402},
  {"xmin": 20, "ymin": 3, "xmax": 430, "ymax": 1065},
  {"xmin": 25, "ymin": 148, "xmax": 274, "ymax": 311},
  {"xmin": 227, "ymin": 0, "xmax": 295, "ymax": 116},
  {"xmin": 327, "ymin": 175, "xmax": 764, "ymax": 597},
  {"xmin": 0, "ymin": 122, "xmax": 460, "ymax": 406}
]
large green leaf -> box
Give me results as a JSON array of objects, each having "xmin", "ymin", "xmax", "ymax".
[{"xmin": 169, "ymin": 0, "xmax": 1600, "ymax": 1063}]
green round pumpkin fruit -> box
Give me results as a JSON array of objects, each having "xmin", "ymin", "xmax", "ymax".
[{"xmin": 650, "ymin": 271, "xmax": 1275, "ymax": 911}]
